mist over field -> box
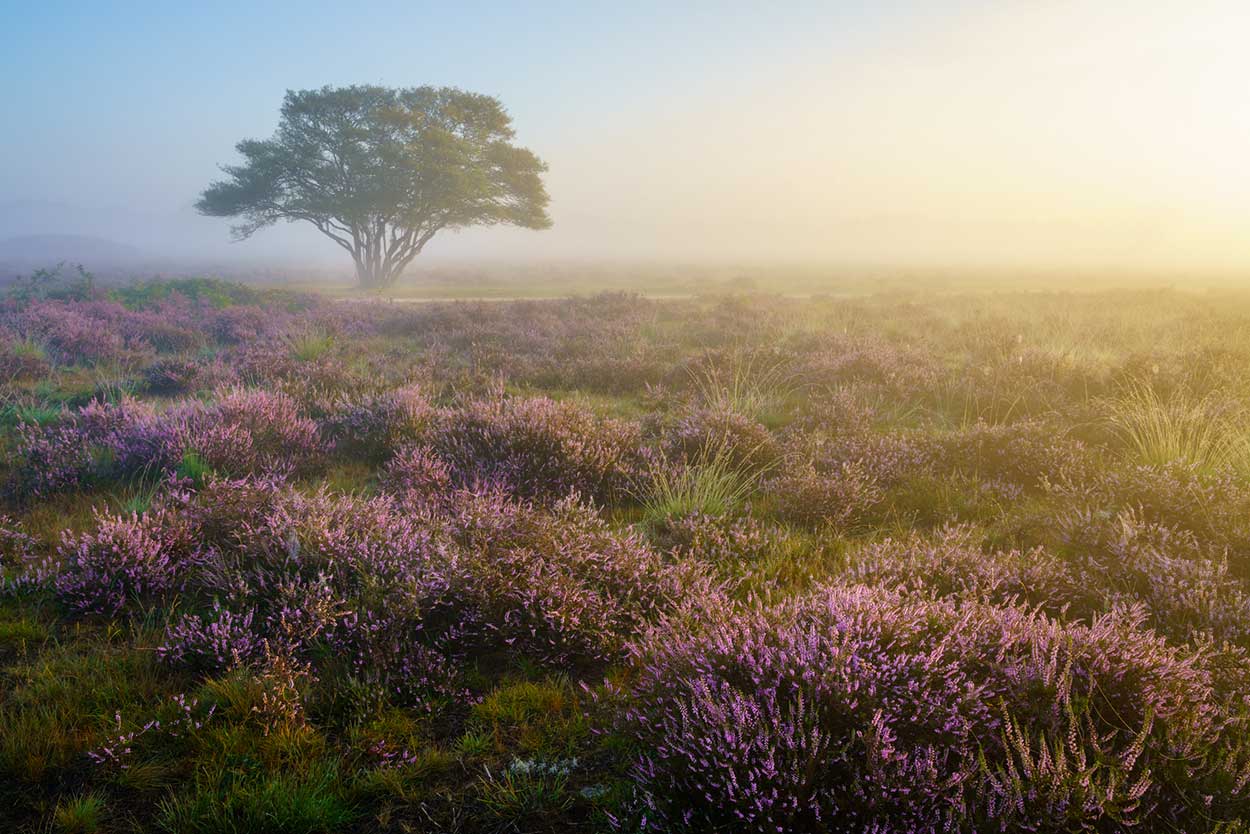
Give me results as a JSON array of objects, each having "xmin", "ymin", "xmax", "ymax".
[
  {"xmin": 4, "ymin": 1, "xmax": 1250, "ymax": 284},
  {"xmin": 7, "ymin": 3, "xmax": 1250, "ymax": 833}
]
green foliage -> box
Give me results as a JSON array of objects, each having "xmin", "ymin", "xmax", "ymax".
[
  {"xmin": 283, "ymin": 327, "xmax": 335, "ymax": 362},
  {"xmin": 0, "ymin": 401, "xmax": 63, "ymax": 429},
  {"xmin": 640, "ymin": 439, "xmax": 772, "ymax": 524},
  {"xmin": 156, "ymin": 762, "xmax": 355, "ymax": 834},
  {"xmin": 469, "ymin": 679, "xmax": 589, "ymax": 758},
  {"xmin": 111, "ymin": 277, "xmax": 269, "ymax": 310},
  {"xmin": 176, "ymin": 450, "xmax": 212, "ymax": 488},
  {"xmin": 197, "ymin": 85, "xmax": 551, "ymax": 289},
  {"xmin": 476, "ymin": 763, "xmax": 573, "ymax": 822},
  {"xmin": 8, "ymin": 263, "xmax": 96, "ymax": 303},
  {"xmin": 0, "ymin": 633, "xmax": 169, "ymax": 796},
  {"xmin": 1104, "ymin": 379, "xmax": 1248, "ymax": 475},
  {"xmin": 52, "ymin": 792, "xmax": 106, "ymax": 833},
  {"xmin": 690, "ymin": 351, "xmax": 797, "ymax": 423}
]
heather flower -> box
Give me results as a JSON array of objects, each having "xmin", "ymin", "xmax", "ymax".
[
  {"xmin": 319, "ymin": 384, "xmax": 434, "ymax": 462},
  {"xmin": 54, "ymin": 510, "xmax": 196, "ymax": 616},
  {"xmin": 663, "ymin": 406, "xmax": 779, "ymax": 471},
  {"xmin": 428, "ymin": 396, "xmax": 645, "ymax": 503},
  {"xmin": 651, "ymin": 511, "xmax": 783, "ymax": 571},
  {"xmin": 615, "ymin": 584, "xmax": 1250, "ymax": 832},
  {"xmin": 159, "ymin": 603, "xmax": 263, "ymax": 670},
  {"xmin": 379, "ymin": 444, "xmax": 453, "ymax": 503},
  {"xmin": 765, "ymin": 459, "xmax": 884, "ymax": 529}
]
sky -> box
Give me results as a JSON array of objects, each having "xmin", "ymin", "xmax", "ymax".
[{"xmin": 2, "ymin": 0, "xmax": 1250, "ymax": 274}]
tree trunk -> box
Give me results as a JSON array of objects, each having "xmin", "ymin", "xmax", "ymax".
[{"xmin": 355, "ymin": 261, "xmax": 398, "ymax": 290}]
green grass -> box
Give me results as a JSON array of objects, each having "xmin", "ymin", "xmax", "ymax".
[
  {"xmin": 156, "ymin": 762, "xmax": 355, "ymax": 834},
  {"xmin": 468, "ymin": 678, "xmax": 589, "ymax": 758},
  {"xmin": 52, "ymin": 791, "xmax": 106, "ymax": 833},
  {"xmin": 639, "ymin": 441, "xmax": 770, "ymax": 524},
  {"xmin": 1104, "ymin": 379, "xmax": 1248, "ymax": 475},
  {"xmin": 283, "ymin": 327, "xmax": 336, "ymax": 362},
  {"xmin": 476, "ymin": 763, "xmax": 572, "ymax": 822},
  {"xmin": 689, "ymin": 350, "xmax": 798, "ymax": 424}
]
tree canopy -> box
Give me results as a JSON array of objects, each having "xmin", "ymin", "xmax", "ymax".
[{"xmin": 197, "ymin": 85, "xmax": 551, "ymax": 289}]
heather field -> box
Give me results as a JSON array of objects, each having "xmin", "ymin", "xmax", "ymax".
[{"xmin": 5, "ymin": 275, "xmax": 1250, "ymax": 833}]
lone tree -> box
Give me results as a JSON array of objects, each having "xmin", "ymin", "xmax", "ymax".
[{"xmin": 197, "ymin": 85, "xmax": 551, "ymax": 289}]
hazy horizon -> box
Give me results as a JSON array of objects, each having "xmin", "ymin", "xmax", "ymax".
[{"xmin": 4, "ymin": 1, "xmax": 1249, "ymax": 277}]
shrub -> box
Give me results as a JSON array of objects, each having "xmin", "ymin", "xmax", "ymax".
[
  {"xmin": 664, "ymin": 406, "xmax": 779, "ymax": 471},
  {"xmin": 429, "ymin": 397, "xmax": 644, "ymax": 503},
  {"xmin": 844, "ymin": 526, "xmax": 1088, "ymax": 615},
  {"xmin": 378, "ymin": 444, "xmax": 453, "ymax": 503},
  {"xmin": 447, "ymin": 492, "xmax": 724, "ymax": 666},
  {"xmin": 765, "ymin": 460, "xmax": 884, "ymax": 530},
  {"xmin": 319, "ymin": 385, "xmax": 433, "ymax": 463},
  {"xmin": 615, "ymin": 584, "xmax": 1250, "ymax": 832},
  {"xmin": 651, "ymin": 511, "xmax": 783, "ymax": 569},
  {"xmin": 0, "ymin": 336, "xmax": 50, "ymax": 383},
  {"xmin": 53, "ymin": 511, "xmax": 196, "ymax": 617},
  {"xmin": 205, "ymin": 387, "xmax": 324, "ymax": 476},
  {"xmin": 930, "ymin": 419, "xmax": 1095, "ymax": 491},
  {"xmin": 146, "ymin": 482, "xmax": 719, "ymax": 707}
]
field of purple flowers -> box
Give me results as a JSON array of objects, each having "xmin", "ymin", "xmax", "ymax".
[{"xmin": 3, "ymin": 273, "xmax": 1250, "ymax": 832}]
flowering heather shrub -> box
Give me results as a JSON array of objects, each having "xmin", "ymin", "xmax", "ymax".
[
  {"xmin": 4, "ymin": 388, "xmax": 323, "ymax": 499},
  {"xmin": 159, "ymin": 604, "xmax": 263, "ymax": 670},
  {"xmin": 196, "ymin": 387, "xmax": 324, "ymax": 476},
  {"xmin": 651, "ymin": 511, "xmax": 783, "ymax": 569},
  {"xmin": 141, "ymin": 357, "xmax": 236, "ymax": 395},
  {"xmin": 6, "ymin": 397, "xmax": 167, "ymax": 498},
  {"xmin": 428, "ymin": 397, "xmax": 645, "ymax": 503},
  {"xmin": 141, "ymin": 357, "xmax": 203, "ymax": 394},
  {"xmin": 378, "ymin": 444, "xmax": 453, "ymax": 503},
  {"xmin": 54, "ymin": 510, "xmax": 197, "ymax": 616},
  {"xmin": 447, "ymin": 492, "xmax": 724, "ymax": 665},
  {"xmin": 554, "ymin": 354, "xmax": 669, "ymax": 395},
  {"xmin": 765, "ymin": 460, "xmax": 884, "ymax": 529},
  {"xmin": 1045, "ymin": 461, "xmax": 1250, "ymax": 576},
  {"xmin": 792, "ymin": 336, "xmax": 943, "ymax": 398},
  {"xmin": 119, "ymin": 306, "xmax": 206, "ymax": 353},
  {"xmin": 319, "ymin": 385, "xmax": 434, "ymax": 462},
  {"xmin": 1054, "ymin": 507, "xmax": 1250, "ymax": 646},
  {"xmin": 784, "ymin": 384, "xmax": 878, "ymax": 436},
  {"xmin": 8, "ymin": 416, "xmax": 97, "ymax": 498},
  {"xmin": 848, "ymin": 521, "xmax": 1250, "ymax": 648},
  {"xmin": 796, "ymin": 427, "xmax": 934, "ymax": 488},
  {"xmin": 141, "ymin": 479, "xmax": 716, "ymax": 706},
  {"xmin": 663, "ymin": 406, "xmax": 779, "ymax": 471},
  {"xmin": 0, "ymin": 336, "xmax": 51, "ymax": 382},
  {"xmin": 11, "ymin": 300, "xmax": 135, "ymax": 365},
  {"xmin": 616, "ymin": 584, "xmax": 1250, "ymax": 832},
  {"xmin": 931, "ymin": 419, "xmax": 1096, "ymax": 491},
  {"xmin": 209, "ymin": 304, "xmax": 277, "ymax": 344},
  {"xmin": 0, "ymin": 515, "xmax": 43, "ymax": 593},
  {"xmin": 844, "ymin": 526, "xmax": 1090, "ymax": 615},
  {"xmin": 0, "ymin": 516, "xmax": 36, "ymax": 566}
]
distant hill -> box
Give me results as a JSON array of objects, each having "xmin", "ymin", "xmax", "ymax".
[{"xmin": 0, "ymin": 234, "xmax": 146, "ymax": 265}]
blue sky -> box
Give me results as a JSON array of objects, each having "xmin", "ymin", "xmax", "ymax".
[
  {"xmin": 3, "ymin": 1, "xmax": 1249, "ymax": 271},
  {"xmin": 0, "ymin": 1, "xmax": 899, "ymax": 203}
]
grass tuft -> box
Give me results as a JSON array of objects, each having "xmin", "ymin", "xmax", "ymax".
[{"xmin": 1104, "ymin": 380, "xmax": 1248, "ymax": 475}]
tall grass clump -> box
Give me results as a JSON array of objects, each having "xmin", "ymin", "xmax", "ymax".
[
  {"xmin": 282, "ymin": 326, "xmax": 335, "ymax": 362},
  {"xmin": 1104, "ymin": 379, "xmax": 1247, "ymax": 475},
  {"xmin": 640, "ymin": 438, "xmax": 772, "ymax": 524},
  {"xmin": 689, "ymin": 351, "xmax": 796, "ymax": 422}
]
